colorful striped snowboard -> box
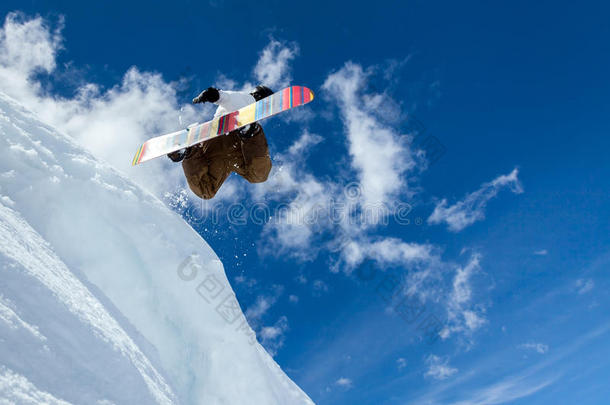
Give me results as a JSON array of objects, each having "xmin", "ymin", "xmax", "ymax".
[{"xmin": 132, "ymin": 85, "xmax": 314, "ymax": 166}]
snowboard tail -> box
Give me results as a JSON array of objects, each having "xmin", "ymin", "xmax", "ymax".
[{"xmin": 132, "ymin": 86, "xmax": 314, "ymax": 166}]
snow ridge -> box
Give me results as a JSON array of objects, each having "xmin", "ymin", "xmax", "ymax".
[{"xmin": 0, "ymin": 91, "xmax": 313, "ymax": 404}]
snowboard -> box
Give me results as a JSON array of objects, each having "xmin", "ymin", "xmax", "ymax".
[{"xmin": 132, "ymin": 85, "xmax": 314, "ymax": 165}]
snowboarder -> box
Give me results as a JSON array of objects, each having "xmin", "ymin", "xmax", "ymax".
[{"xmin": 168, "ymin": 86, "xmax": 274, "ymax": 199}]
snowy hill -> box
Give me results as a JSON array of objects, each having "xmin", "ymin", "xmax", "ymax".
[{"xmin": 0, "ymin": 91, "xmax": 314, "ymax": 405}]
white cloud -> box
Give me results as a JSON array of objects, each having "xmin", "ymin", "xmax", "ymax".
[
  {"xmin": 287, "ymin": 130, "xmax": 323, "ymax": 157},
  {"xmin": 575, "ymin": 278, "xmax": 594, "ymax": 294},
  {"xmin": 453, "ymin": 257, "xmax": 476, "ymax": 304},
  {"xmin": 518, "ymin": 342, "xmax": 549, "ymax": 354},
  {"xmin": 312, "ymin": 280, "xmax": 329, "ymax": 296},
  {"xmin": 243, "ymin": 289, "xmax": 290, "ymax": 356},
  {"xmin": 338, "ymin": 237, "xmax": 434, "ymax": 273},
  {"xmin": 259, "ymin": 316, "xmax": 289, "ymax": 356},
  {"xmin": 249, "ymin": 62, "xmax": 433, "ymax": 271},
  {"xmin": 396, "ymin": 357, "xmax": 407, "ymax": 370},
  {"xmin": 254, "ymin": 131, "xmax": 333, "ymax": 259},
  {"xmin": 322, "ymin": 62, "xmax": 417, "ymax": 206},
  {"xmin": 533, "ymin": 249, "xmax": 548, "ymax": 256},
  {"xmin": 0, "ymin": 12, "xmax": 62, "ymax": 96},
  {"xmin": 450, "ymin": 377, "xmax": 554, "ymax": 405},
  {"xmin": 245, "ymin": 295, "xmax": 276, "ymax": 322},
  {"xmin": 288, "ymin": 294, "xmax": 299, "ymax": 303},
  {"xmin": 234, "ymin": 275, "xmax": 257, "ymax": 288},
  {"xmin": 428, "ymin": 168, "xmax": 523, "ymax": 232},
  {"xmin": 364, "ymin": 238, "xmax": 434, "ymax": 265},
  {"xmin": 253, "ymin": 38, "xmax": 299, "ymax": 90},
  {"xmin": 334, "ymin": 241, "xmax": 488, "ymax": 344},
  {"xmin": 409, "ymin": 325, "xmax": 610, "ymax": 405},
  {"xmin": 260, "ymin": 318, "xmax": 287, "ymax": 340},
  {"xmin": 462, "ymin": 310, "xmax": 486, "ymax": 331},
  {"xmin": 334, "ymin": 377, "xmax": 353, "ymax": 389},
  {"xmin": 424, "ymin": 355, "xmax": 457, "ymax": 380},
  {"xmin": 261, "ymin": 147, "xmax": 417, "ymax": 270},
  {"xmin": 442, "ymin": 254, "xmax": 487, "ymax": 339}
]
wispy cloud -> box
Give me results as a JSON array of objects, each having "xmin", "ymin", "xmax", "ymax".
[
  {"xmin": 441, "ymin": 253, "xmax": 487, "ymax": 340},
  {"xmin": 407, "ymin": 323, "xmax": 610, "ymax": 405},
  {"xmin": 287, "ymin": 130, "xmax": 323, "ymax": 156},
  {"xmin": 397, "ymin": 357, "xmax": 407, "ymax": 370},
  {"xmin": 337, "ymin": 237, "xmax": 434, "ymax": 272},
  {"xmin": 424, "ymin": 355, "xmax": 458, "ymax": 380},
  {"xmin": 234, "ymin": 275, "xmax": 257, "ymax": 288},
  {"xmin": 323, "ymin": 62, "xmax": 418, "ymax": 206},
  {"xmin": 450, "ymin": 377, "xmax": 554, "ymax": 405},
  {"xmin": 575, "ymin": 278, "xmax": 594, "ymax": 295},
  {"xmin": 518, "ymin": 342, "xmax": 549, "ymax": 354},
  {"xmin": 428, "ymin": 168, "xmax": 523, "ymax": 232},
  {"xmin": 533, "ymin": 249, "xmax": 548, "ymax": 256},
  {"xmin": 245, "ymin": 284, "xmax": 284, "ymax": 325},
  {"xmin": 253, "ymin": 38, "xmax": 299, "ymax": 90},
  {"xmin": 244, "ymin": 288, "xmax": 292, "ymax": 356},
  {"xmin": 312, "ymin": 280, "xmax": 329, "ymax": 296},
  {"xmin": 334, "ymin": 377, "xmax": 354, "ymax": 390},
  {"xmin": 259, "ymin": 316, "xmax": 289, "ymax": 356},
  {"xmin": 248, "ymin": 60, "xmax": 439, "ymax": 280},
  {"xmin": 245, "ymin": 295, "xmax": 276, "ymax": 321}
]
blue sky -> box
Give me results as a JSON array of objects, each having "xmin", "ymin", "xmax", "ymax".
[{"xmin": 1, "ymin": 1, "xmax": 609, "ymax": 404}]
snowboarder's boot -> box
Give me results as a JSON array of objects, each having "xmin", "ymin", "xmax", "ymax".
[
  {"xmin": 167, "ymin": 147, "xmax": 194, "ymax": 162},
  {"xmin": 237, "ymin": 123, "xmax": 262, "ymax": 140}
]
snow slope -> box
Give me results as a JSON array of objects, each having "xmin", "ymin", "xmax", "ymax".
[{"xmin": 0, "ymin": 91, "xmax": 314, "ymax": 405}]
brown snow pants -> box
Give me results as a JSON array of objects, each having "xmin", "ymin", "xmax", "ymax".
[{"xmin": 182, "ymin": 124, "xmax": 272, "ymax": 199}]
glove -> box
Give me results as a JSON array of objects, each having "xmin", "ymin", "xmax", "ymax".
[{"xmin": 192, "ymin": 87, "xmax": 220, "ymax": 104}]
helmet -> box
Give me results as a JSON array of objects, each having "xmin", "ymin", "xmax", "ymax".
[{"xmin": 250, "ymin": 85, "xmax": 274, "ymax": 101}]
